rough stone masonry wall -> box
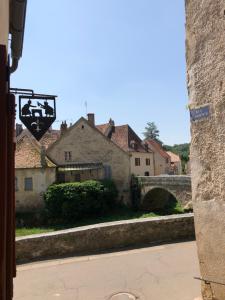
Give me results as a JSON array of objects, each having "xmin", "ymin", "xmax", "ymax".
[
  {"xmin": 186, "ymin": 1, "xmax": 225, "ymax": 299},
  {"xmin": 16, "ymin": 214, "xmax": 194, "ymax": 263}
]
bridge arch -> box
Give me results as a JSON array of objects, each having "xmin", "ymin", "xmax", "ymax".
[
  {"xmin": 141, "ymin": 187, "xmax": 179, "ymax": 212},
  {"xmin": 138, "ymin": 176, "xmax": 192, "ymax": 211}
]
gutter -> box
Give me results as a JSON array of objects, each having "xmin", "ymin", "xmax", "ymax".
[{"xmin": 9, "ymin": 0, "xmax": 27, "ymax": 73}]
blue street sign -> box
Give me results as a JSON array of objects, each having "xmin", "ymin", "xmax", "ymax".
[{"xmin": 190, "ymin": 105, "xmax": 210, "ymax": 122}]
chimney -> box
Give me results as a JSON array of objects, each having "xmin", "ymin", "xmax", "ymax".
[
  {"xmin": 60, "ymin": 121, "xmax": 68, "ymax": 136},
  {"xmin": 144, "ymin": 142, "xmax": 149, "ymax": 152},
  {"xmin": 16, "ymin": 123, "xmax": 23, "ymax": 136},
  {"xmin": 109, "ymin": 118, "xmax": 115, "ymax": 127},
  {"xmin": 87, "ymin": 113, "xmax": 95, "ymax": 126}
]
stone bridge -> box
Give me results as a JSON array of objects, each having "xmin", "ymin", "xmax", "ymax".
[{"xmin": 137, "ymin": 175, "xmax": 192, "ymax": 210}]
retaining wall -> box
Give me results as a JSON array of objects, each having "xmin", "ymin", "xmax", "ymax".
[{"xmin": 16, "ymin": 213, "xmax": 195, "ymax": 263}]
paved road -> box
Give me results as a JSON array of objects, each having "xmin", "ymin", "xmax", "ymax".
[{"xmin": 14, "ymin": 241, "xmax": 200, "ymax": 300}]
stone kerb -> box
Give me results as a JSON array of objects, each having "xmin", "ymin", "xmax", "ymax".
[{"xmin": 16, "ymin": 214, "xmax": 195, "ymax": 263}]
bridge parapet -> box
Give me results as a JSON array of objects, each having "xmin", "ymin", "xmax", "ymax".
[{"xmin": 138, "ymin": 176, "xmax": 191, "ymax": 187}]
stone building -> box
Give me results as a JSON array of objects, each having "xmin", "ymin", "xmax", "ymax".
[
  {"xmin": 145, "ymin": 139, "xmax": 171, "ymax": 175},
  {"xmin": 47, "ymin": 116, "xmax": 131, "ymax": 204},
  {"xmin": 15, "ymin": 131, "xmax": 56, "ymax": 212},
  {"xmin": 96, "ymin": 116, "xmax": 154, "ymax": 177},
  {"xmin": 166, "ymin": 151, "xmax": 182, "ymax": 175},
  {"xmin": 186, "ymin": 1, "xmax": 225, "ymax": 299}
]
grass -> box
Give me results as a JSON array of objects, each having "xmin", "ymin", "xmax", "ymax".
[
  {"xmin": 16, "ymin": 202, "xmax": 186, "ymax": 237},
  {"xmin": 16, "ymin": 228, "xmax": 54, "ymax": 237}
]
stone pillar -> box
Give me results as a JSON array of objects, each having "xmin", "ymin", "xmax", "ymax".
[{"xmin": 186, "ymin": 1, "xmax": 225, "ymax": 299}]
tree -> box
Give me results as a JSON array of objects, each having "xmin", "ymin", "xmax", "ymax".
[{"xmin": 143, "ymin": 122, "xmax": 160, "ymax": 142}]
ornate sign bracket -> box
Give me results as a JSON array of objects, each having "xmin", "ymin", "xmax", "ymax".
[{"xmin": 11, "ymin": 88, "xmax": 57, "ymax": 141}]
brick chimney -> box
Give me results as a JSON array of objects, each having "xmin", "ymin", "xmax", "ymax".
[
  {"xmin": 16, "ymin": 123, "xmax": 23, "ymax": 137},
  {"xmin": 87, "ymin": 113, "xmax": 95, "ymax": 126},
  {"xmin": 60, "ymin": 121, "xmax": 68, "ymax": 136},
  {"xmin": 105, "ymin": 118, "xmax": 115, "ymax": 138}
]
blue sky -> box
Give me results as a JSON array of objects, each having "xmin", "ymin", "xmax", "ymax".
[{"xmin": 11, "ymin": 0, "xmax": 189, "ymax": 145}]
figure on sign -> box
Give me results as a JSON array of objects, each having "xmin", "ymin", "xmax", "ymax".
[
  {"xmin": 21, "ymin": 100, "xmax": 36, "ymax": 116},
  {"xmin": 37, "ymin": 101, "xmax": 54, "ymax": 117}
]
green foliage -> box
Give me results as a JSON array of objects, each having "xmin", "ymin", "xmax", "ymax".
[
  {"xmin": 143, "ymin": 122, "xmax": 161, "ymax": 143},
  {"xmin": 44, "ymin": 180, "xmax": 118, "ymax": 224}
]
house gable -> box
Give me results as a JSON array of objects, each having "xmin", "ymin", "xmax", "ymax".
[
  {"xmin": 16, "ymin": 134, "xmax": 56, "ymax": 169},
  {"xmin": 47, "ymin": 117, "xmax": 129, "ymax": 165}
]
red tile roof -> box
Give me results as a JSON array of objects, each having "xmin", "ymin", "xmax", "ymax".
[
  {"xmin": 146, "ymin": 139, "xmax": 170, "ymax": 159},
  {"xmin": 96, "ymin": 123, "xmax": 150, "ymax": 153}
]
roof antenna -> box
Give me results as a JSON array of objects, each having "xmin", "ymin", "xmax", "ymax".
[{"xmin": 85, "ymin": 100, "xmax": 88, "ymax": 115}]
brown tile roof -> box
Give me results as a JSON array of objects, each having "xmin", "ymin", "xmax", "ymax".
[
  {"xmin": 96, "ymin": 123, "xmax": 149, "ymax": 153},
  {"xmin": 16, "ymin": 132, "xmax": 56, "ymax": 169},
  {"xmin": 39, "ymin": 129, "xmax": 60, "ymax": 149},
  {"xmin": 166, "ymin": 151, "xmax": 181, "ymax": 163},
  {"xmin": 146, "ymin": 139, "xmax": 171, "ymax": 159},
  {"xmin": 17, "ymin": 128, "xmax": 60, "ymax": 149},
  {"xmin": 96, "ymin": 123, "xmax": 110, "ymax": 135}
]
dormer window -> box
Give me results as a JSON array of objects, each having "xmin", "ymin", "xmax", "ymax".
[
  {"xmin": 130, "ymin": 140, "xmax": 138, "ymax": 151},
  {"xmin": 64, "ymin": 151, "xmax": 72, "ymax": 162}
]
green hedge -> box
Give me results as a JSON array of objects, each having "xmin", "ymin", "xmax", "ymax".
[{"xmin": 44, "ymin": 180, "xmax": 118, "ymax": 224}]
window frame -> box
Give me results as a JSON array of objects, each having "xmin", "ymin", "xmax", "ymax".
[
  {"xmin": 64, "ymin": 151, "xmax": 72, "ymax": 162},
  {"xmin": 135, "ymin": 158, "xmax": 141, "ymax": 166},
  {"xmin": 24, "ymin": 177, "xmax": 33, "ymax": 191}
]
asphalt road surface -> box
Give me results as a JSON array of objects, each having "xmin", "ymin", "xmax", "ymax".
[{"xmin": 14, "ymin": 241, "xmax": 201, "ymax": 300}]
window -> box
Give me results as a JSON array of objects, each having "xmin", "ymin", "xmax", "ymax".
[
  {"xmin": 64, "ymin": 151, "xmax": 72, "ymax": 162},
  {"xmin": 104, "ymin": 165, "xmax": 112, "ymax": 179},
  {"xmin": 74, "ymin": 174, "xmax": 81, "ymax": 182},
  {"xmin": 24, "ymin": 177, "xmax": 33, "ymax": 191},
  {"xmin": 145, "ymin": 171, "xmax": 150, "ymax": 176},
  {"xmin": 135, "ymin": 158, "xmax": 141, "ymax": 166},
  {"xmin": 146, "ymin": 158, "xmax": 151, "ymax": 166},
  {"xmin": 15, "ymin": 177, "xmax": 18, "ymax": 191}
]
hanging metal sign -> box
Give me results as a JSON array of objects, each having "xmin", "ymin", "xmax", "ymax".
[{"xmin": 19, "ymin": 95, "xmax": 56, "ymax": 141}]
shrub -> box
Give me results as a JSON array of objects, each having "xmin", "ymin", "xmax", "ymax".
[{"xmin": 44, "ymin": 180, "xmax": 118, "ymax": 224}]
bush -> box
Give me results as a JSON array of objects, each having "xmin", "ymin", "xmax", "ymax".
[{"xmin": 44, "ymin": 180, "xmax": 118, "ymax": 224}]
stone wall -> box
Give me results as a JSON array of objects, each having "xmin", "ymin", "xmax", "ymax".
[
  {"xmin": 16, "ymin": 214, "xmax": 195, "ymax": 262},
  {"xmin": 186, "ymin": 1, "xmax": 225, "ymax": 299}
]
